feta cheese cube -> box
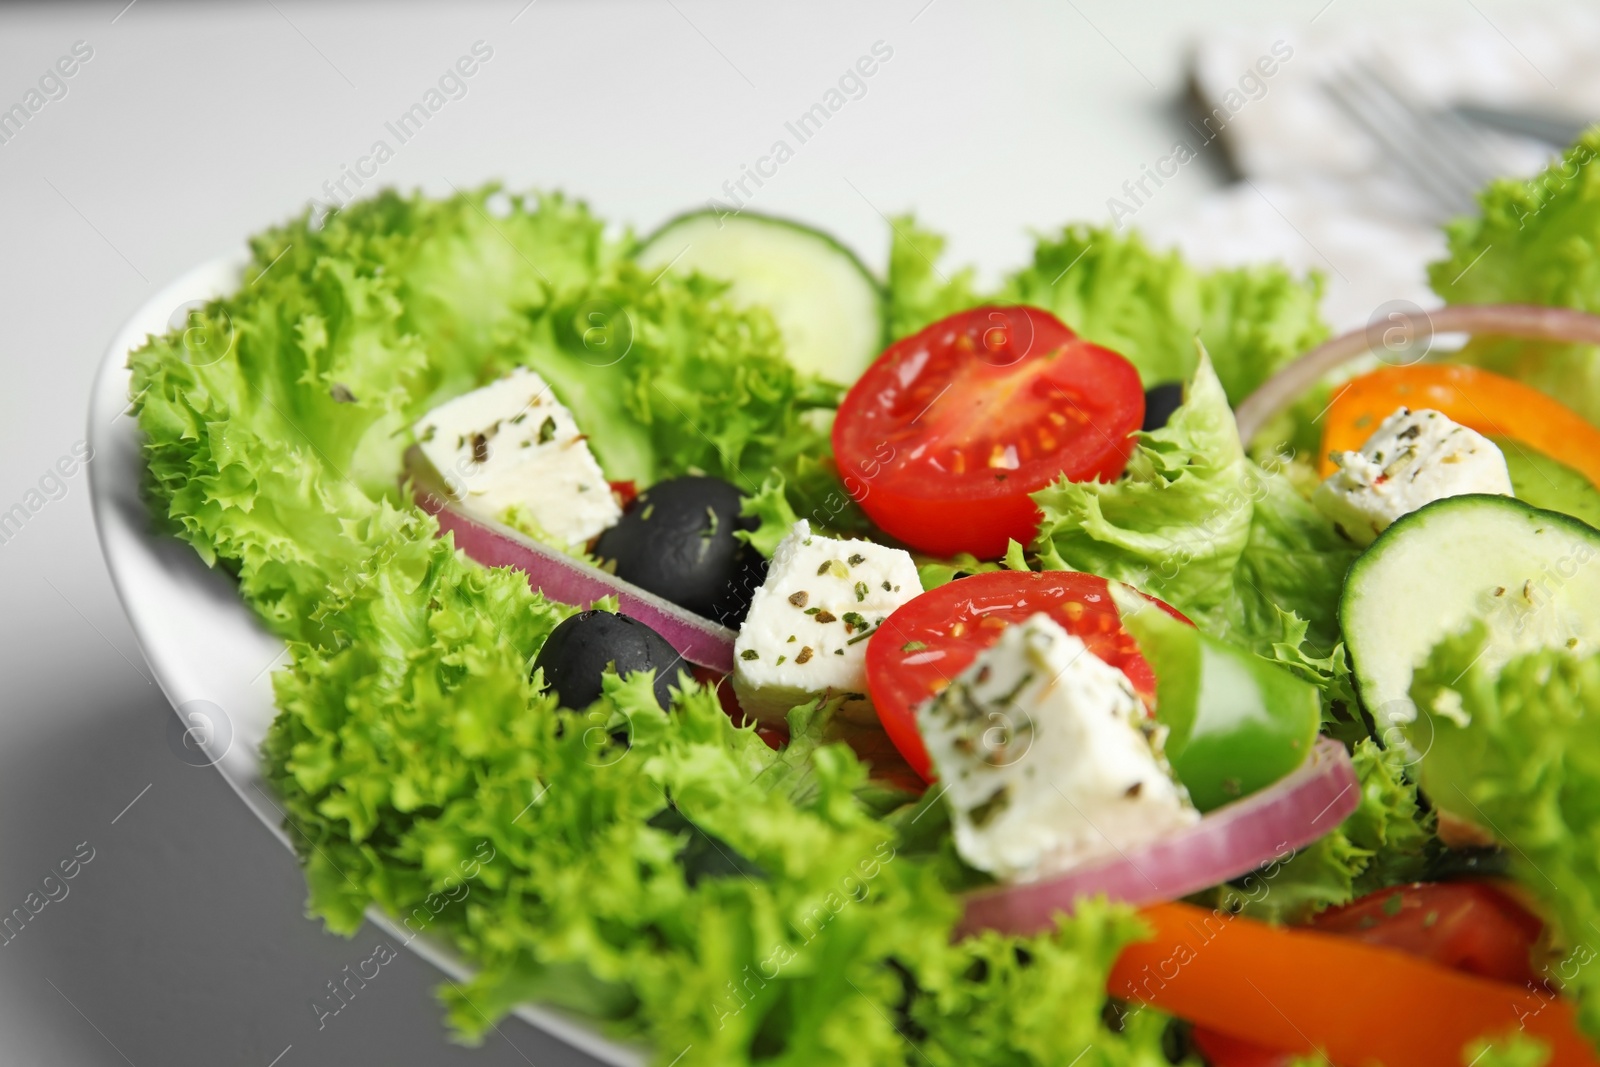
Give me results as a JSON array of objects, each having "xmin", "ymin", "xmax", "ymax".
[
  {"xmin": 1314, "ymin": 407, "xmax": 1513, "ymax": 546},
  {"xmin": 732, "ymin": 520, "xmax": 921, "ymax": 725},
  {"xmin": 413, "ymin": 367, "xmax": 620, "ymax": 551},
  {"xmin": 918, "ymin": 613, "xmax": 1197, "ymax": 883}
]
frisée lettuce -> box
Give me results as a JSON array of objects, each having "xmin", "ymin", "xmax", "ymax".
[
  {"xmin": 131, "ymin": 172, "xmax": 1597, "ymax": 1062},
  {"xmin": 129, "ymin": 188, "xmax": 1185, "ymax": 1065},
  {"xmin": 1431, "ymin": 128, "xmax": 1600, "ymax": 425},
  {"xmin": 131, "ymin": 189, "xmax": 841, "ymax": 648},
  {"xmin": 886, "ymin": 216, "xmax": 1330, "ymax": 404},
  {"xmin": 1031, "ymin": 347, "xmax": 1359, "ymax": 680},
  {"xmin": 1409, "ymin": 625, "xmax": 1600, "ymax": 1041}
]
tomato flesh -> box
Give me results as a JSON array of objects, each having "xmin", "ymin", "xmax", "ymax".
[
  {"xmin": 608, "ymin": 480, "xmax": 639, "ymax": 509},
  {"xmin": 864, "ymin": 571, "xmax": 1188, "ymax": 782},
  {"xmin": 1309, "ymin": 881, "xmax": 1544, "ymax": 987},
  {"xmin": 832, "ymin": 306, "xmax": 1144, "ymax": 559},
  {"xmin": 1189, "ymin": 1028, "xmax": 1297, "ymax": 1067}
]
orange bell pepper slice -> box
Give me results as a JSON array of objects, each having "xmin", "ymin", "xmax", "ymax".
[
  {"xmin": 1317, "ymin": 363, "xmax": 1600, "ymax": 490},
  {"xmin": 1111, "ymin": 902, "xmax": 1599, "ymax": 1066}
]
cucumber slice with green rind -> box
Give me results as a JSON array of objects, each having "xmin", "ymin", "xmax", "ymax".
[
  {"xmin": 636, "ymin": 210, "xmax": 885, "ymax": 385},
  {"xmin": 1341, "ymin": 493, "xmax": 1600, "ymax": 741}
]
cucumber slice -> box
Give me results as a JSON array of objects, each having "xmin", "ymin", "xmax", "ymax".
[
  {"xmin": 1341, "ymin": 494, "xmax": 1600, "ymax": 739},
  {"xmin": 636, "ymin": 210, "xmax": 885, "ymax": 385}
]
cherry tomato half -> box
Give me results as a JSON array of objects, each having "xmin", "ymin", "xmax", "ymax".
[
  {"xmin": 832, "ymin": 306, "xmax": 1145, "ymax": 559},
  {"xmin": 1309, "ymin": 881, "xmax": 1545, "ymax": 987},
  {"xmin": 1189, "ymin": 1028, "xmax": 1297, "ymax": 1067},
  {"xmin": 864, "ymin": 570, "xmax": 1188, "ymax": 782},
  {"xmin": 608, "ymin": 480, "xmax": 640, "ymax": 509}
]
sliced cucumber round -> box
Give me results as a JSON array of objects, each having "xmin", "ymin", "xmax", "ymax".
[
  {"xmin": 636, "ymin": 210, "xmax": 885, "ymax": 385},
  {"xmin": 1341, "ymin": 493, "xmax": 1600, "ymax": 738}
]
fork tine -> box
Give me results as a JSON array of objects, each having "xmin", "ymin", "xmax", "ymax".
[
  {"xmin": 1355, "ymin": 62, "xmax": 1501, "ymax": 204},
  {"xmin": 1323, "ymin": 66, "xmax": 1467, "ymax": 218},
  {"xmin": 1347, "ymin": 71, "xmax": 1483, "ymax": 214},
  {"xmin": 1345, "ymin": 63, "xmax": 1490, "ymax": 207}
]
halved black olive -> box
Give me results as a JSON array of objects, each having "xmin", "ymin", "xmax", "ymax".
[
  {"xmin": 532, "ymin": 610, "xmax": 684, "ymax": 711},
  {"xmin": 646, "ymin": 804, "xmax": 766, "ymax": 887},
  {"xmin": 594, "ymin": 476, "xmax": 764, "ymax": 624},
  {"xmin": 1142, "ymin": 381, "xmax": 1185, "ymax": 432}
]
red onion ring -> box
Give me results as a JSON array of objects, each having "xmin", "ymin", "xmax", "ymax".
[
  {"xmin": 405, "ymin": 447, "xmax": 737, "ymax": 674},
  {"xmin": 955, "ymin": 737, "xmax": 1358, "ymax": 938},
  {"xmin": 1233, "ymin": 303, "xmax": 1600, "ymax": 445}
]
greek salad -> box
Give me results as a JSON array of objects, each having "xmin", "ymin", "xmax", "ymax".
[{"xmin": 128, "ymin": 129, "xmax": 1600, "ymax": 1067}]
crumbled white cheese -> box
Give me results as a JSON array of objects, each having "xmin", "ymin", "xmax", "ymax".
[
  {"xmin": 1314, "ymin": 407, "xmax": 1513, "ymax": 546},
  {"xmin": 732, "ymin": 520, "xmax": 921, "ymax": 725},
  {"xmin": 918, "ymin": 613, "xmax": 1197, "ymax": 883},
  {"xmin": 413, "ymin": 367, "xmax": 620, "ymax": 551}
]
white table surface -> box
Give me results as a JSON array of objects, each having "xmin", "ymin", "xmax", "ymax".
[{"xmin": 0, "ymin": 0, "xmax": 1549, "ymax": 1063}]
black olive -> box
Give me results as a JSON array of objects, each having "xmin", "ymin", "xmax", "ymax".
[
  {"xmin": 1421, "ymin": 844, "xmax": 1509, "ymax": 882},
  {"xmin": 646, "ymin": 805, "xmax": 766, "ymax": 887},
  {"xmin": 532, "ymin": 610, "xmax": 684, "ymax": 711},
  {"xmin": 709, "ymin": 549, "xmax": 768, "ymax": 628},
  {"xmin": 594, "ymin": 476, "xmax": 763, "ymax": 624},
  {"xmin": 1142, "ymin": 381, "xmax": 1186, "ymax": 432}
]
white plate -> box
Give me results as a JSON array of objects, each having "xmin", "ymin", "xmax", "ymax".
[{"xmin": 87, "ymin": 253, "xmax": 644, "ymax": 1067}]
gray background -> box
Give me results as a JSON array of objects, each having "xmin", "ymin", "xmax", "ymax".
[{"xmin": 0, "ymin": 0, "xmax": 1523, "ymax": 1063}]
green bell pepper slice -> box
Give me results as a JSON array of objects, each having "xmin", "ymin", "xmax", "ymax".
[{"xmin": 1114, "ymin": 586, "xmax": 1321, "ymax": 812}]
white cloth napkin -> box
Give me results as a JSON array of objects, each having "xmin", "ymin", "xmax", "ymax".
[{"xmin": 1147, "ymin": 8, "xmax": 1600, "ymax": 331}]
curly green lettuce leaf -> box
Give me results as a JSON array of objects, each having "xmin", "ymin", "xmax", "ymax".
[
  {"xmin": 1001, "ymin": 539, "xmax": 1030, "ymax": 573},
  {"xmin": 275, "ymin": 633, "xmax": 947, "ymax": 1059},
  {"xmin": 135, "ymin": 189, "xmax": 1181, "ymax": 1066},
  {"xmin": 1430, "ymin": 130, "xmax": 1600, "ymax": 424},
  {"xmin": 509, "ymin": 269, "xmax": 842, "ymax": 489},
  {"xmin": 884, "ymin": 215, "xmax": 984, "ymax": 340},
  {"xmin": 1464, "ymin": 1031, "xmax": 1552, "ymax": 1067},
  {"xmin": 1034, "ymin": 347, "xmax": 1355, "ymax": 649},
  {"xmin": 1001, "ymin": 224, "xmax": 1329, "ymax": 404},
  {"xmin": 131, "ymin": 189, "xmax": 837, "ymax": 648},
  {"xmin": 1231, "ymin": 462, "xmax": 1361, "ymax": 659},
  {"xmin": 915, "ymin": 554, "xmax": 1004, "ymax": 592},
  {"xmin": 1345, "ymin": 738, "xmax": 1432, "ymax": 895},
  {"xmin": 1250, "ymin": 605, "xmax": 1365, "ymax": 743},
  {"xmin": 1033, "ymin": 346, "xmax": 1251, "ymax": 615},
  {"xmin": 1210, "ymin": 832, "xmax": 1369, "ymax": 926},
  {"xmin": 883, "ymin": 219, "xmax": 1328, "ymax": 409},
  {"xmin": 736, "ymin": 474, "xmax": 800, "ymax": 558},
  {"xmin": 269, "ymin": 565, "xmax": 1172, "ymax": 1065},
  {"xmin": 1032, "ymin": 346, "xmax": 1357, "ymax": 661},
  {"xmin": 1409, "ymin": 624, "xmax": 1600, "ymax": 1037},
  {"xmin": 906, "ymin": 903, "xmax": 1174, "ymax": 1066}
]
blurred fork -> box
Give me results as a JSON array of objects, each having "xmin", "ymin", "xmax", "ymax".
[
  {"xmin": 1453, "ymin": 102, "xmax": 1592, "ymax": 147},
  {"xmin": 1321, "ymin": 62, "xmax": 1505, "ymax": 223}
]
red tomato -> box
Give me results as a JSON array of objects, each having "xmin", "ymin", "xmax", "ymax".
[
  {"xmin": 832, "ymin": 306, "xmax": 1145, "ymax": 559},
  {"xmin": 1190, "ymin": 1028, "xmax": 1296, "ymax": 1067},
  {"xmin": 1194, "ymin": 882, "xmax": 1547, "ymax": 1067},
  {"xmin": 864, "ymin": 571, "xmax": 1188, "ymax": 782},
  {"xmin": 1309, "ymin": 882, "xmax": 1544, "ymax": 987},
  {"xmin": 608, "ymin": 480, "xmax": 639, "ymax": 509}
]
